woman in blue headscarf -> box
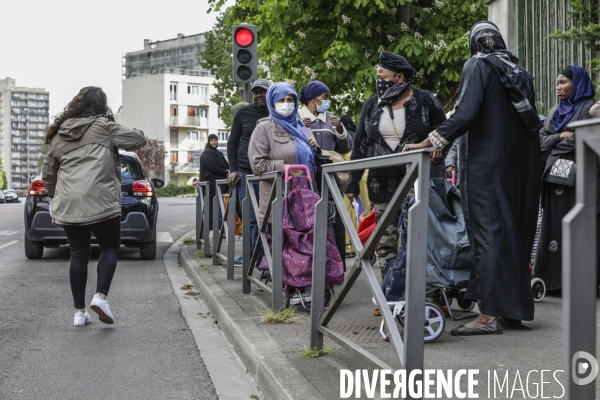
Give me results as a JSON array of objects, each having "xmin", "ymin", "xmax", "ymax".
[
  {"xmin": 248, "ymin": 82, "xmax": 316, "ymax": 223},
  {"xmin": 535, "ymin": 66, "xmax": 599, "ymax": 291}
]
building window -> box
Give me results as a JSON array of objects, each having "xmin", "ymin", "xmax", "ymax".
[
  {"xmin": 187, "ymin": 130, "xmax": 199, "ymax": 140},
  {"xmin": 170, "ymin": 106, "xmax": 178, "ymax": 116},
  {"xmin": 188, "ymin": 107, "xmax": 208, "ymax": 118},
  {"xmin": 170, "ymin": 83, "xmax": 177, "ymax": 101},
  {"xmin": 188, "ymin": 85, "xmax": 199, "ymax": 95},
  {"xmin": 170, "ymin": 130, "xmax": 178, "ymax": 148},
  {"xmin": 217, "ymin": 108, "xmax": 222, "ymax": 118},
  {"xmin": 170, "ymin": 152, "xmax": 178, "ymax": 163},
  {"xmin": 200, "ymin": 86, "xmax": 208, "ymax": 103},
  {"xmin": 218, "ymin": 131, "xmax": 228, "ymax": 141}
]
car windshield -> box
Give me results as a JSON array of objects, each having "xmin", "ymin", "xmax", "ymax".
[
  {"xmin": 5, "ymin": 190, "xmax": 15, "ymax": 194},
  {"xmin": 121, "ymin": 158, "xmax": 144, "ymax": 184}
]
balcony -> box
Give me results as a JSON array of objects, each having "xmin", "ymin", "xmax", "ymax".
[
  {"xmin": 169, "ymin": 116, "xmax": 208, "ymax": 128},
  {"xmin": 169, "ymin": 162, "xmax": 198, "ymax": 174}
]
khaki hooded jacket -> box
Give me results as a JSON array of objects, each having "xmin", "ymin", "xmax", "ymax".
[{"xmin": 42, "ymin": 116, "xmax": 146, "ymax": 226}]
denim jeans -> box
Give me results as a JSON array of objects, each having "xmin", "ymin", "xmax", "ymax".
[{"xmin": 238, "ymin": 171, "xmax": 263, "ymax": 264}]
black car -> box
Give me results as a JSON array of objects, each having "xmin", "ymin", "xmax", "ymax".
[
  {"xmin": 24, "ymin": 151, "xmax": 164, "ymax": 260},
  {"xmin": 3, "ymin": 189, "xmax": 20, "ymax": 203}
]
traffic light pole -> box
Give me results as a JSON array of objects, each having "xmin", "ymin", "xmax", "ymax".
[{"xmin": 244, "ymin": 82, "xmax": 251, "ymax": 103}]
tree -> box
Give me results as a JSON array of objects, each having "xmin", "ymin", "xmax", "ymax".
[
  {"xmin": 549, "ymin": 0, "xmax": 600, "ymax": 95},
  {"xmin": 207, "ymin": 0, "xmax": 488, "ymax": 117},
  {"xmin": 135, "ymin": 138, "xmax": 166, "ymax": 178},
  {"xmin": 0, "ymin": 158, "xmax": 7, "ymax": 190}
]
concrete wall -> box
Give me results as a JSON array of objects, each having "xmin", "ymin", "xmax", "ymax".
[{"xmin": 485, "ymin": 0, "xmax": 515, "ymax": 54}]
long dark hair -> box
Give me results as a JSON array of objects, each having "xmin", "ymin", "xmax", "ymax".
[{"xmin": 44, "ymin": 86, "xmax": 114, "ymax": 144}]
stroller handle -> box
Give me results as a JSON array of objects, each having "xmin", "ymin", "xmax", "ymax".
[
  {"xmin": 284, "ymin": 164, "xmax": 312, "ymax": 183},
  {"xmin": 446, "ymin": 170, "xmax": 456, "ymax": 186}
]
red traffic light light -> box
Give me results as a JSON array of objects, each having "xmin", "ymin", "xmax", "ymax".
[{"xmin": 235, "ymin": 28, "xmax": 254, "ymax": 47}]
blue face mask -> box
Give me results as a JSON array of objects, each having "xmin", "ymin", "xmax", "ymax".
[{"xmin": 316, "ymin": 99, "xmax": 331, "ymax": 113}]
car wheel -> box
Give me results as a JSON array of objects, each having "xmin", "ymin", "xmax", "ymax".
[
  {"xmin": 24, "ymin": 233, "xmax": 44, "ymax": 259},
  {"xmin": 140, "ymin": 231, "xmax": 157, "ymax": 260}
]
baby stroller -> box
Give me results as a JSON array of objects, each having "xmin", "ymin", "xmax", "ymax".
[
  {"xmin": 257, "ymin": 165, "xmax": 345, "ymax": 310},
  {"xmin": 378, "ymin": 178, "xmax": 476, "ymax": 343}
]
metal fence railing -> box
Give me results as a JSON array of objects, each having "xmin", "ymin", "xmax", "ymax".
[
  {"xmin": 212, "ymin": 180, "xmax": 237, "ymax": 280},
  {"xmin": 241, "ymin": 171, "xmax": 285, "ymax": 312},
  {"xmin": 561, "ymin": 119, "xmax": 600, "ymax": 399},
  {"xmin": 196, "ymin": 182, "xmax": 210, "ymax": 256},
  {"xmin": 310, "ymin": 150, "xmax": 431, "ymax": 374}
]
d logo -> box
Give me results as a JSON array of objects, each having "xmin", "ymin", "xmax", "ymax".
[{"xmin": 572, "ymin": 351, "xmax": 599, "ymax": 386}]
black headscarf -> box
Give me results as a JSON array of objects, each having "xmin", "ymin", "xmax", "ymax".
[
  {"xmin": 205, "ymin": 133, "xmax": 224, "ymax": 157},
  {"xmin": 468, "ymin": 21, "xmax": 542, "ymax": 132},
  {"xmin": 377, "ymin": 52, "xmax": 414, "ymax": 119}
]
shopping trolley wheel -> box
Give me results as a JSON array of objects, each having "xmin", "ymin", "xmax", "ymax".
[
  {"xmin": 396, "ymin": 302, "xmax": 446, "ymax": 343},
  {"xmin": 324, "ymin": 287, "xmax": 335, "ymax": 307},
  {"xmin": 457, "ymin": 289, "xmax": 476, "ymax": 311},
  {"xmin": 282, "ymin": 289, "xmax": 291, "ymax": 309},
  {"xmin": 531, "ymin": 278, "xmax": 546, "ymax": 302}
]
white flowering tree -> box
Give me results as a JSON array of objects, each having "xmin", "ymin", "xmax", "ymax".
[{"xmin": 208, "ymin": 0, "xmax": 488, "ymax": 116}]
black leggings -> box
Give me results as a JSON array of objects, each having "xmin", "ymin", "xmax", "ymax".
[{"xmin": 63, "ymin": 216, "xmax": 121, "ymax": 309}]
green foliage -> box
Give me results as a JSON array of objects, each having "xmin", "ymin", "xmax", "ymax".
[
  {"xmin": 37, "ymin": 144, "xmax": 50, "ymax": 172},
  {"xmin": 301, "ymin": 346, "xmax": 335, "ymax": 358},
  {"xmin": 156, "ymin": 181, "xmax": 196, "ymax": 197},
  {"xmin": 260, "ymin": 307, "xmax": 300, "ymax": 323},
  {"xmin": 0, "ymin": 158, "xmax": 7, "ymax": 190},
  {"xmin": 207, "ymin": 0, "xmax": 488, "ymax": 117},
  {"xmin": 549, "ymin": 0, "xmax": 600, "ymax": 96}
]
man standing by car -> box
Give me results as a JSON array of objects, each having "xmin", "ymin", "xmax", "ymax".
[{"xmin": 227, "ymin": 79, "xmax": 271, "ymax": 266}]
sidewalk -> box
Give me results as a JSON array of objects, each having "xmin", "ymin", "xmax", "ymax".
[{"xmin": 178, "ymin": 230, "xmax": 594, "ymax": 399}]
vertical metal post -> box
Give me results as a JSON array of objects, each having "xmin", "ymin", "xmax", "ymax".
[
  {"xmin": 310, "ymin": 173, "xmax": 330, "ymax": 350},
  {"xmin": 196, "ymin": 184, "xmax": 202, "ymax": 249},
  {"xmin": 562, "ymin": 122, "xmax": 599, "ymax": 399},
  {"xmin": 227, "ymin": 186, "xmax": 237, "ymax": 280},
  {"xmin": 242, "ymin": 187, "xmax": 251, "ymax": 294},
  {"xmin": 403, "ymin": 153, "xmax": 430, "ymax": 387},
  {"xmin": 271, "ymin": 176, "xmax": 283, "ymax": 312},
  {"xmin": 244, "ymin": 82, "xmax": 251, "ymax": 103},
  {"xmin": 213, "ymin": 195, "xmax": 219, "ymax": 265},
  {"xmin": 203, "ymin": 184, "xmax": 211, "ymax": 255}
]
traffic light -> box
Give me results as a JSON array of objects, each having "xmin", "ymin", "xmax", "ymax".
[{"xmin": 233, "ymin": 25, "xmax": 257, "ymax": 83}]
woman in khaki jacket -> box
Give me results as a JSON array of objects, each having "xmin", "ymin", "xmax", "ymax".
[
  {"xmin": 42, "ymin": 87, "xmax": 146, "ymax": 326},
  {"xmin": 248, "ymin": 82, "xmax": 316, "ymax": 223}
]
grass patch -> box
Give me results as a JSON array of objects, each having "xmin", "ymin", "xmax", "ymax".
[
  {"xmin": 301, "ymin": 346, "xmax": 335, "ymax": 359},
  {"xmin": 260, "ymin": 307, "xmax": 300, "ymax": 324},
  {"xmin": 180, "ymin": 284, "xmax": 193, "ymax": 290},
  {"xmin": 185, "ymin": 291, "xmax": 201, "ymax": 297},
  {"xmin": 183, "ymin": 237, "xmax": 195, "ymax": 245}
]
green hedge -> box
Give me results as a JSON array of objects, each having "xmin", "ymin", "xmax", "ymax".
[{"xmin": 156, "ymin": 181, "xmax": 196, "ymax": 197}]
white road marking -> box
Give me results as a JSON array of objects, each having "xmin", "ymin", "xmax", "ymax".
[
  {"xmin": 0, "ymin": 240, "xmax": 19, "ymax": 251},
  {"xmin": 156, "ymin": 232, "xmax": 173, "ymax": 243},
  {"xmin": 0, "ymin": 231, "xmax": 18, "ymax": 236}
]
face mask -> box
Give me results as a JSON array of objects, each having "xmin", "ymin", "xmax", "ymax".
[
  {"xmin": 275, "ymin": 102, "xmax": 295, "ymax": 118},
  {"xmin": 316, "ymin": 99, "xmax": 331, "ymax": 113},
  {"xmin": 376, "ymin": 78, "xmax": 398, "ymax": 98}
]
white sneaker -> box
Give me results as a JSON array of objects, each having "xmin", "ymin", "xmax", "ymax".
[
  {"xmin": 74, "ymin": 310, "xmax": 92, "ymax": 326},
  {"xmin": 90, "ymin": 294, "xmax": 114, "ymax": 324}
]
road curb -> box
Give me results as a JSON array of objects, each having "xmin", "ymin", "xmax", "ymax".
[{"xmin": 178, "ymin": 232, "xmax": 324, "ymax": 400}]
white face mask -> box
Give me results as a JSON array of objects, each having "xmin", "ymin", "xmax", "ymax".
[{"xmin": 275, "ymin": 102, "xmax": 295, "ymax": 118}]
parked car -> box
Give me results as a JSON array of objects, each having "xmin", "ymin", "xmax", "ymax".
[
  {"xmin": 24, "ymin": 151, "xmax": 164, "ymax": 260},
  {"xmin": 0, "ymin": 191, "xmax": 4, "ymax": 203},
  {"xmin": 3, "ymin": 189, "xmax": 20, "ymax": 203}
]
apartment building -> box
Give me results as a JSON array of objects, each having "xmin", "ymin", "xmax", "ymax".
[
  {"xmin": 121, "ymin": 34, "xmax": 227, "ymax": 184},
  {"xmin": 0, "ymin": 78, "xmax": 49, "ymax": 190}
]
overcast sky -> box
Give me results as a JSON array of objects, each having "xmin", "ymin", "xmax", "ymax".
[{"xmin": 0, "ymin": 0, "xmax": 231, "ymax": 119}]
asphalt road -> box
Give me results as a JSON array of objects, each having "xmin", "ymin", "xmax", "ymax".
[{"xmin": 0, "ymin": 197, "xmax": 217, "ymax": 400}]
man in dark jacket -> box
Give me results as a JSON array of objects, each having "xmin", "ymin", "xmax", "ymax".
[
  {"xmin": 200, "ymin": 134, "xmax": 229, "ymax": 229},
  {"xmin": 227, "ymin": 79, "xmax": 271, "ymax": 266}
]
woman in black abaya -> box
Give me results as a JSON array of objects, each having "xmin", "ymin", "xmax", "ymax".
[
  {"xmin": 200, "ymin": 134, "xmax": 230, "ymax": 229},
  {"xmin": 535, "ymin": 66, "xmax": 598, "ymax": 291},
  {"xmin": 404, "ymin": 21, "xmax": 542, "ymax": 335}
]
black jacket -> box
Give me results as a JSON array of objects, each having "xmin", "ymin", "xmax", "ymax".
[
  {"xmin": 199, "ymin": 145, "xmax": 229, "ymax": 187},
  {"xmin": 345, "ymin": 87, "xmax": 447, "ymax": 203},
  {"xmin": 227, "ymin": 103, "xmax": 270, "ymax": 173}
]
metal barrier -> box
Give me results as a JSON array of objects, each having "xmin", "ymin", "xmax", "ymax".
[
  {"xmin": 310, "ymin": 150, "xmax": 431, "ymax": 375},
  {"xmin": 212, "ymin": 180, "xmax": 237, "ymax": 280},
  {"xmin": 196, "ymin": 182, "xmax": 210, "ymax": 255},
  {"xmin": 561, "ymin": 119, "xmax": 600, "ymax": 399},
  {"xmin": 241, "ymin": 171, "xmax": 284, "ymax": 312}
]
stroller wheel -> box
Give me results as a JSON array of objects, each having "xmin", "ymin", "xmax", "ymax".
[
  {"xmin": 531, "ymin": 278, "xmax": 546, "ymax": 302},
  {"xmin": 395, "ymin": 302, "xmax": 446, "ymax": 343},
  {"xmin": 457, "ymin": 289, "xmax": 476, "ymax": 311}
]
